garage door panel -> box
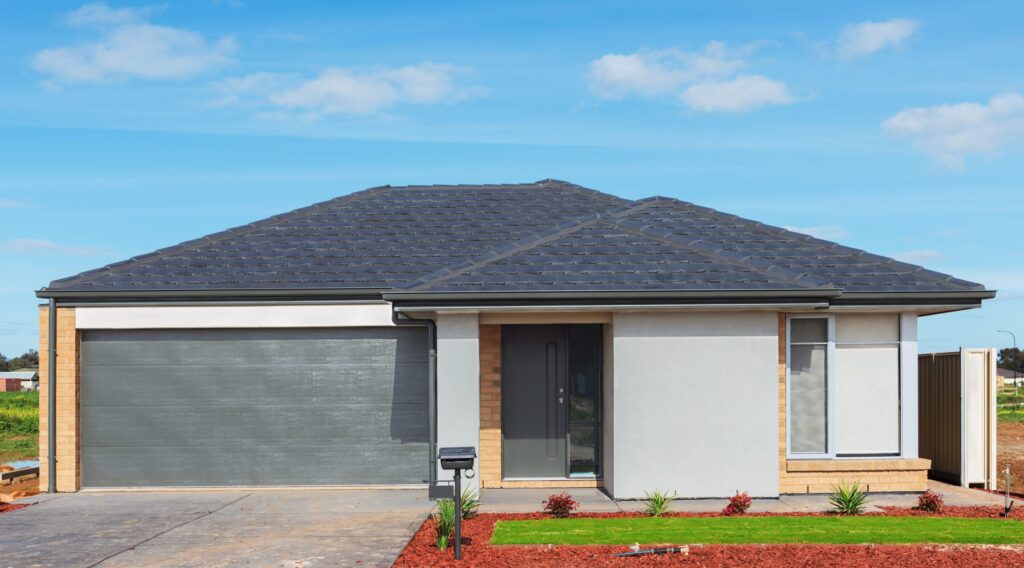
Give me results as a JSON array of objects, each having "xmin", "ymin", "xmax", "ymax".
[
  {"xmin": 83, "ymin": 362, "xmax": 427, "ymax": 406},
  {"xmin": 84, "ymin": 404, "xmax": 427, "ymax": 447},
  {"xmin": 82, "ymin": 329, "xmax": 428, "ymax": 366},
  {"xmin": 81, "ymin": 327, "xmax": 428, "ymax": 487},
  {"xmin": 84, "ymin": 443, "xmax": 427, "ymax": 487}
]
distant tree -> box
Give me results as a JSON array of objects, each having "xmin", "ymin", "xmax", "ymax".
[
  {"xmin": 999, "ymin": 347, "xmax": 1024, "ymax": 374},
  {"xmin": 7, "ymin": 349, "xmax": 39, "ymax": 370},
  {"xmin": 0, "ymin": 350, "xmax": 39, "ymax": 372}
]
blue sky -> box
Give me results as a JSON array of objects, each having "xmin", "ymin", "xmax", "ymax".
[{"xmin": 1, "ymin": 1, "xmax": 1022, "ymax": 356}]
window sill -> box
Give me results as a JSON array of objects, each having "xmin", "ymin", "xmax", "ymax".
[{"xmin": 786, "ymin": 458, "xmax": 931, "ymax": 473}]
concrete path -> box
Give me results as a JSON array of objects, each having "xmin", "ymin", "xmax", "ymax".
[
  {"xmin": 481, "ymin": 480, "xmax": 1012, "ymax": 514},
  {"xmin": 0, "ymin": 489, "xmax": 431, "ymax": 568}
]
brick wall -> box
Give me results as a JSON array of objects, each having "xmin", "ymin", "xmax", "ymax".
[
  {"xmin": 776, "ymin": 312, "xmax": 929, "ymax": 493},
  {"xmin": 38, "ymin": 306, "xmax": 80, "ymax": 492},
  {"xmin": 478, "ymin": 325, "xmax": 502, "ymax": 487}
]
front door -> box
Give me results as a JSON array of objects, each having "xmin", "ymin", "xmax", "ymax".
[{"xmin": 502, "ymin": 325, "xmax": 568, "ymax": 478}]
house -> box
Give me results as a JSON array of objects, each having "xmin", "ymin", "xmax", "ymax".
[
  {"xmin": 35, "ymin": 180, "xmax": 994, "ymax": 497},
  {"xmin": 0, "ymin": 371, "xmax": 38, "ymax": 392},
  {"xmin": 997, "ymin": 367, "xmax": 1021, "ymax": 387}
]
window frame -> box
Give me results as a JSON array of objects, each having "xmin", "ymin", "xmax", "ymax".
[{"xmin": 786, "ymin": 314, "xmax": 837, "ymax": 460}]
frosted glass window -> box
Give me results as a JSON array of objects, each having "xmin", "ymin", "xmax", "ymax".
[
  {"xmin": 790, "ymin": 343, "xmax": 827, "ymax": 454},
  {"xmin": 835, "ymin": 314, "xmax": 900, "ymax": 456}
]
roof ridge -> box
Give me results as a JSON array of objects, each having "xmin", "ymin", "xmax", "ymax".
[
  {"xmin": 45, "ymin": 185, "xmax": 393, "ymax": 290},
  {"xmin": 403, "ymin": 215, "xmax": 606, "ymax": 291},
  {"xmin": 402, "ymin": 198, "xmax": 651, "ymax": 291},
  {"xmin": 614, "ymin": 200, "xmax": 835, "ymax": 289},
  {"xmin": 650, "ymin": 197, "xmax": 981, "ymax": 290},
  {"xmin": 534, "ymin": 179, "xmax": 633, "ymax": 206},
  {"xmin": 605, "ymin": 219, "xmax": 826, "ymax": 290}
]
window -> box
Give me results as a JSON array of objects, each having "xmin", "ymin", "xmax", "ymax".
[{"xmin": 787, "ymin": 314, "xmax": 902, "ymax": 459}]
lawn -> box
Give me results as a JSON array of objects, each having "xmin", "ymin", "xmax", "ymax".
[
  {"xmin": 0, "ymin": 391, "xmax": 39, "ymax": 462},
  {"xmin": 492, "ymin": 516, "xmax": 1024, "ymax": 545}
]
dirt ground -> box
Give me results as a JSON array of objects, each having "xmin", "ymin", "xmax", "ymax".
[
  {"xmin": 0, "ymin": 467, "xmax": 39, "ymax": 503},
  {"xmin": 998, "ymin": 421, "xmax": 1024, "ymax": 493}
]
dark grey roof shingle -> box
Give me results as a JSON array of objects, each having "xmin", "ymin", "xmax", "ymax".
[{"xmin": 42, "ymin": 180, "xmax": 986, "ymax": 297}]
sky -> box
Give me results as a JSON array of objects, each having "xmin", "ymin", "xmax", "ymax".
[{"xmin": 1, "ymin": 1, "xmax": 1022, "ymax": 356}]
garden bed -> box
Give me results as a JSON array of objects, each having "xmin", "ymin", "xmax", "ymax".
[{"xmin": 395, "ymin": 508, "xmax": 1024, "ymax": 567}]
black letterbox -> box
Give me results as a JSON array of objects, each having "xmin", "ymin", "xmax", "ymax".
[{"xmin": 438, "ymin": 446, "xmax": 476, "ymax": 471}]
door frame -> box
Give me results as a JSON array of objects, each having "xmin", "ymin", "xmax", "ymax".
[{"xmin": 500, "ymin": 323, "xmax": 603, "ymax": 480}]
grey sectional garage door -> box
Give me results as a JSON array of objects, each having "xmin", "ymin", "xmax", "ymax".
[{"xmin": 80, "ymin": 328, "xmax": 428, "ymax": 488}]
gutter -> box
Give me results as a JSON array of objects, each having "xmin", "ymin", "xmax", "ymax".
[
  {"xmin": 47, "ymin": 298, "xmax": 56, "ymax": 494},
  {"xmin": 35, "ymin": 288, "xmax": 387, "ymax": 300},
  {"xmin": 383, "ymin": 289, "xmax": 843, "ymax": 302},
  {"xmin": 391, "ymin": 310, "xmax": 440, "ymax": 499}
]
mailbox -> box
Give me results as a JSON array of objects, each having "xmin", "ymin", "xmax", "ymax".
[
  {"xmin": 439, "ymin": 446, "xmax": 476, "ymax": 471},
  {"xmin": 437, "ymin": 446, "xmax": 476, "ymax": 561}
]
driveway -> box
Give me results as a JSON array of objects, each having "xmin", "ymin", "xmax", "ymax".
[{"xmin": 0, "ymin": 489, "xmax": 431, "ymax": 568}]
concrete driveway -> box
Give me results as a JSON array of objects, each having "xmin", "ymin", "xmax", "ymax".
[{"xmin": 0, "ymin": 489, "xmax": 431, "ymax": 568}]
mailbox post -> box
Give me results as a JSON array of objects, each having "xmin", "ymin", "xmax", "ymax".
[{"xmin": 438, "ymin": 446, "xmax": 476, "ymax": 560}]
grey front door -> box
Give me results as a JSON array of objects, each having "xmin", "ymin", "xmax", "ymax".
[
  {"xmin": 502, "ymin": 325, "xmax": 568, "ymax": 478},
  {"xmin": 80, "ymin": 327, "xmax": 428, "ymax": 487}
]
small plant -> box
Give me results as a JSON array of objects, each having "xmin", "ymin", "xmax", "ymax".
[
  {"xmin": 915, "ymin": 490, "xmax": 944, "ymax": 513},
  {"xmin": 433, "ymin": 498, "xmax": 456, "ymax": 550},
  {"xmin": 542, "ymin": 492, "xmax": 579, "ymax": 518},
  {"xmin": 643, "ymin": 489, "xmax": 676, "ymax": 517},
  {"xmin": 722, "ymin": 491, "xmax": 752, "ymax": 515},
  {"xmin": 460, "ymin": 487, "xmax": 481, "ymax": 519},
  {"xmin": 829, "ymin": 482, "xmax": 869, "ymax": 515}
]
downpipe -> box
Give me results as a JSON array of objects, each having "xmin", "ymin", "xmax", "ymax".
[
  {"xmin": 47, "ymin": 298, "xmax": 56, "ymax": 494},
  {"xmin": 391, "ymin": 309, "xmax": 439, "ymax": 497}
]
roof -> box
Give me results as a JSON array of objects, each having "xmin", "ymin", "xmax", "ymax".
[
  {"xmin": 40, "ymin": 180, "xmax": 991, "ymax": 303},
  {"xmin": 0, "ymin": 372, "xmax": 38, "ymax": 380}
]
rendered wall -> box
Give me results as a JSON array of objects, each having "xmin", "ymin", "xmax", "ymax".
[
  {"xmin": 436, "ymin": 313, "xmax": 481, "ymax": 492},
  {"xmin": 611, "ymin": 311, "xmax": 779, "ymax": 499}
]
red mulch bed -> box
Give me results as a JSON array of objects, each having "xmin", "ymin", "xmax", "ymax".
[
  {"xmin": 394, "ymin": 509, "xmax": 1024, "ymax": 567},
  {"xmin": 0, "ymin": 503, "xmax": 29, "ymax": 515}
]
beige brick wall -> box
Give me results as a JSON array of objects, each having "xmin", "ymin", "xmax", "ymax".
[
  {"xmin": 479, "ymin": 325, "xmax": 502, "ymax": 487},
  {"xmin": 38, "ymin": 306, "xmax": 80, "ymax": 492},
  {"xmin": 776, "ymin": 312, "xmax": 929, "ymax": 493}
]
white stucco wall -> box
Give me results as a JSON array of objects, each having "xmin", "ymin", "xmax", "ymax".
[
  {"xmin": 435, "ymin": 313, "xmax": 481, "ymax": 491},
  {"xmin": 611, "ymin": 311, "xmax": 779, "ymax": 499},
  {"xmin": 74, "ymin": 304, "xmax": 395, "ymax": 328}
]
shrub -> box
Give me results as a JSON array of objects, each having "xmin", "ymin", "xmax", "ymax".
[
  {"xmin": 643, "ymin": 489, "xmax": 676, "ymax": 517},
  {"xmin": 433, "ymin": 498, "xmax": 456, "ymax": 550},
  {"xmin": 722, "ymin": 491, "xmax": 752, "ymax": 516},
  {"xmin": 542, "ymin": 492, "xmax": 579, "ymax": 518},
  {"xmin": 460, "ymin": 487, "xmax": 480, "ymax": 519},
  {"xmin": 829, "ymin": 482, "xmax": 869, "ymax": 515},
  {"xmin": 915, "ymin": 490, "xmax": 944, "ymax": 513}
]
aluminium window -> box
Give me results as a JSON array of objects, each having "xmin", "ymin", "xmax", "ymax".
[{"xmin": 787, "ymin": 314, "xmax": 902, "ymax": 459}]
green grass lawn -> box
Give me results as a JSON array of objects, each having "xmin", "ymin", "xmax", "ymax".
[
  {"xmin": 0, "ymin": 391, "xmax": 39, "ymax": 462},
  {"xmin": 492, "ymin": 516, "xmax": 1024, "ymax": 546}
]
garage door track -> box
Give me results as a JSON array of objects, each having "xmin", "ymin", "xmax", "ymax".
[{"xmin": 0, "ymin": 489, "xmax": 431, "ymax": 567}]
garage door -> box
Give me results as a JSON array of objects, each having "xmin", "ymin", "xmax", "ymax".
[{"xmin": 80, "ymin": 328, "xmax": 428, "ymax": 487}]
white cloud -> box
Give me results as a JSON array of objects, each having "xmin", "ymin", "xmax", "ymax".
[
  {"xmin": 836, "ymin": 18, "xmax": 920, "ymax": 59},
  {"xmin": 587, "ymin": 42, "xmax": 794, "ymax": 113},
  {"xmin": 883, "ymin": 92, "xmax": 1024, "ymax": 170},
  {"xmin": 33, "ymin": 4, "xmax": 235, "ymax": 84},
  {"xmin": 219, "ymin": 63, "xmax": 479, "ymax": 118},
  {"xmin": 892, "ymin": 248, "xmax": 943, "ymax": 263},
  {"xmin": 681, "ymin": 75, "xmax": 794, "ymax": 113},
  {"xmin": 587, "ymin": 43, "xmax": 742, "ymax": 99},
  {"xmin": 784, "ymin": 224, "xmax": 850, "ymax": 241},
  {"xmin": 64, "ymin": 2, "xmax": 164, "ymax": 27},
  {"xmin": 0, "ymin": 238, "xmax": 112, "ymax": 256},
  {"xmin": 0, "ymin": 199, "xmax": 28, "ymax": 208}
]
